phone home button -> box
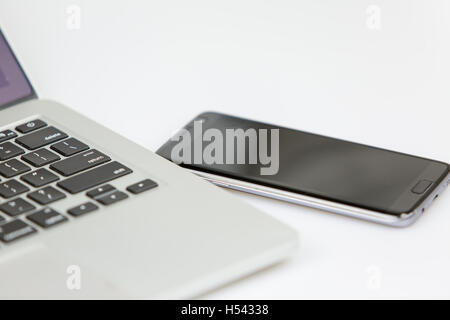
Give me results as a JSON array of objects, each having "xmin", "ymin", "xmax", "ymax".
[{"xmin": 411, "ymin": 180, "xmax": 433, "ymax": 194}]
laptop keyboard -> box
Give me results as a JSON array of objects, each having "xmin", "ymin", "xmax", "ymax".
[{"xmin": 0, "ymin": 120, "xmax": 158, "ymax": 244}]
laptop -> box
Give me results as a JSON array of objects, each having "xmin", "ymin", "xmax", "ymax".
[{"xmin": 0, "ymin": 28, "xmax": 297, "ymax": 299}]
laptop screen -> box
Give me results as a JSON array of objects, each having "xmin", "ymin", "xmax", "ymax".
[{"xmin": 0, "ymin": 30, "xmax": 34, "ymax": 109}]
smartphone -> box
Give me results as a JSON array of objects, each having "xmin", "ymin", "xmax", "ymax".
[{"xmin": 157, "ymin": 112, "xmax": 450, "ymax": 227}]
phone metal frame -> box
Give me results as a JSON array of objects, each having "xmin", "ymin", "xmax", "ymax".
[{"xmin": 188, "ymin": 169, "xmax": 450, "ymax": 227}]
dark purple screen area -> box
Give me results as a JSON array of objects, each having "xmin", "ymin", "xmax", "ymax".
[{"xmin": 0, "ymin": 30, "xmax": 33, "ymax": 108}]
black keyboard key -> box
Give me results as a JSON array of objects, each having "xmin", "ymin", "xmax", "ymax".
[
  {"xmin": 21, "ymin": 169, "xmax": 59, "ymax": 187},
  {"xmin": 127, "ymin": 179, "xmax": 158, "ymax": 194},
  {"xmin": 58, "ymin": 161, "xmax": 132, "ymax": 194},
  {"xmin": 51, "ymin": 138, "xmax": 89, "ymax": 157},
  {"xmin": 50, "ymin": 149, "xmax": 110, "ymax": 176},
  {"xmin": 28, "ymin": 186, "xmax": 66, "ymax": 205},
  {"xmin": 0, "ymin": 219, "xmax": 37, "ymax": 243},
  {"xmin": 22, "ymin": 148, "xmax": 61, "ymax": 167},
  {"xmin": 97, "ymin": 190, "xmax": 128, "ymax": 206},
  {"xmin": 0, "ymin": 198, "xmax": 36, "ymax": 217},
  {"xmin": 27, "ymin": 208, "xmax": 68, "ymax": 228},
  {"xmin": 0, "ymin": 214, "xmax": 5, "ymax": 223},
  {"xmin": 15, "ymin": 126, "xmax": 68, "ymax": 150},
  {"xmin": 15, "ymin": 120, "xmax": 47, "ymax": 134},
  {"xmin": 86, "ymin": 184, "xmax": 115, "ymax": 199},
  {"xmin": 0, "ymin": 180, "xmax": 30, "ymax": 199},
  {"xmin": 68, "ymin": 202, "xmax": 99, "ymax": 217},
  {"xmin": 0, "ymin": 142, "xmax": 25, "ymax": 161},
  {"xmin": 0, "ymin": 130, "xmax": 17, "ymax": 143},
  {"xmin": 0, "ymin": 159, "xmax": 31, "ymax": 178}
]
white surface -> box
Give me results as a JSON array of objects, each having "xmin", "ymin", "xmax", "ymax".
[{"xmin": 1, "ymin": 0, "xmax": 449, "ymax": 299}]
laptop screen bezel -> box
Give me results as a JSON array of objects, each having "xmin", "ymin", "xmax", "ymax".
[{"xmin": 0, "ymin": 27, "xmax": 37, "ymax": 111}]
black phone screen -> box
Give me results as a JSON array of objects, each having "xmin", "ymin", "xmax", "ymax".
[{"xmin": 157, "ymin": 112, "xmax": 448, "ymax": 215}]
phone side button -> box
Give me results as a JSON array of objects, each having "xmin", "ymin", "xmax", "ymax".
[{"xmin": 411, "ymin": 180, "xmax": 433, "ymax": 194}]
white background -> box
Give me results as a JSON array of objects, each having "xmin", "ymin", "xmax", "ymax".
[{"xmin": 1, "ymin": 0, "xmax": 449, "ymax": 298}]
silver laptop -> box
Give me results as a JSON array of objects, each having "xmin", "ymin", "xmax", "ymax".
[{"xmin": 0, "ymin": 28, "xmax": 297, "ymax": 299}]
